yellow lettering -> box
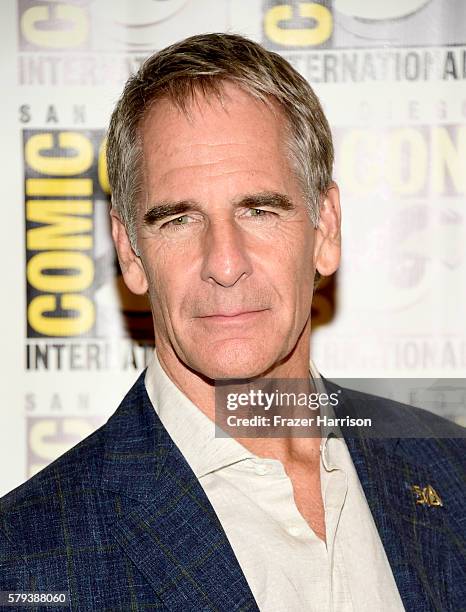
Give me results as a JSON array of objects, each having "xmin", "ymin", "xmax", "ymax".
[
  {"xmin": 29, "ymin": 418, "xmax": 94, "ymax": 461},
  {"xmin": 27, "ymin": 251, "xmax": 94, "ymax": 293},
  {"xmin": 431, "ymin": 126, "xmax": 466, "ymax": 194},
  {"xmin": 264, "ymin": 2, "xmax": 332, "ymax": 46},
  {"xmin": 26, "ymin": 178, "xmax": 92, "ymax": 197},
  {"xmin": 98, "ymin": 137, "xmax": 111, "ymax": 195},
  {"xmin": 28, "ymin": 294, "xmax": 95, "ymax": 336},
  {"xmin": 388, "ymin": 128, "xmax": 427, "ymax": 194},
  {"xmin": 27, "ymin": 200, "xmax": 93, "ymax": 250},
  {"xmin": 20, "ymin": 5, "xmax": 88, "ymax": 48},
  {"xmin": 25, "ymin": 132, "xmax": 93, "ymax": 176}
]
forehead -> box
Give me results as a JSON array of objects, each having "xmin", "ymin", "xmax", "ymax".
[{"xmin": 138, "ymin": 82, "xmax": 291, "ymax": 173}]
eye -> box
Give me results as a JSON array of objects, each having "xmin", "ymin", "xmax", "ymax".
[
  {"xmin": 169, "ymin": 215, "xmax": 189, "ymax": 225},
  {"xmin": 161, "ymin": 214, "xmax": 192, "ymax": 231},
  {"xmin": 246, "ymin": 208, "xmax": 275, "ymax": 218}
]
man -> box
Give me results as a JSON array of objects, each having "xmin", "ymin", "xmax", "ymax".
[{"xmin": 1, "ymin": 33, "xmax": 464, "ymax": 611}]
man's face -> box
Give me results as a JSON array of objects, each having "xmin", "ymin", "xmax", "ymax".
[{"xmin": 112, "ymin": 83, "xmax": 340, "ymax": 379}]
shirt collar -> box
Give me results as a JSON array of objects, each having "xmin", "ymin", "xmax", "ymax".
[
  {"xmin": 144, "ymin": 348, "xmax": 342, "ymax": 478},
  {"xmin": 145, "ymin": 349, "xmax": 253, "ymax": 477}
]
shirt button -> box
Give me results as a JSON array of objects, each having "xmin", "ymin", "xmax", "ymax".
[
  {"xmin": 254, "ymin": 463, "xmax": 269, "ymax": 475},
  {"xmin": 287, "ymin": 526, "xmax": 301, "ymax": 537}
]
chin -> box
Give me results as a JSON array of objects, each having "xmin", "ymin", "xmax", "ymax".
[{"xmin": 189, "ymin": 340, "xmax": 276, "ymax": 381}]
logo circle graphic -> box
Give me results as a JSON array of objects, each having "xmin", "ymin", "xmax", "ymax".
[{"xmin": 96, "ymin": 0, "xmax": 190, "ymax": 27}]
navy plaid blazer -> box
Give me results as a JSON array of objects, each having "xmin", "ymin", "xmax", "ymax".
[{"xmin": 0, "ymin": 371, "xmax": 465, "ymax": 611}]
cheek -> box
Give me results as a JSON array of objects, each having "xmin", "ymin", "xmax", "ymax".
[
  {"xmin": 279, "ymin": 239, "xmax": 315, "ymax": 309},
  {"xmin": 141, "ymin": 241, "xmax": 175, "ymax": 288},
  {"xmin": 276, "ymin": 231, "xmax": 314, "ymax": 278},
  {"xmin": 148, "ymin": 266, "xmax": 191, "ymax": 319}
]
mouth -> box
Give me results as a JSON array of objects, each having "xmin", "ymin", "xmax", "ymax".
[{"xmin": 198, "ymin": 309, "xmax": 268, "ymax": 322}]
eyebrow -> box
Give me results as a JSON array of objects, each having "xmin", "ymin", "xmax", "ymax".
[{"xmin": 142, "ymin": 191, "xmax": 296, "ymax": 226}]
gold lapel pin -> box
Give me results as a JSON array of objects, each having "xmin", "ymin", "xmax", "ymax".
[{"xmin": 411, "ymin": 484, "xmax": 443, "ymax": 507}]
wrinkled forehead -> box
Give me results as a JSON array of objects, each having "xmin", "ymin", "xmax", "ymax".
[
  {"xmin": 134, "ymin": 82, "xmax": 302, "ymax": 212},
  {"xmin": 138, "ymin": 81, "xmax": 290, "ymax": 157}
]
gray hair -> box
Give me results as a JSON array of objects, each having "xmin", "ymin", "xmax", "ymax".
[{"xmin": 106, "ymin": 32, "xmax": 334, "ymax": 262}]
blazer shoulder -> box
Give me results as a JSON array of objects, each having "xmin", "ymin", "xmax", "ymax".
[
  {"xmin": 0, "ymin": 372, "xmax": 148, "ymax": 516},
  {"xmin": 324, "ymin": 377, "xmax": 466, "ymax": 467},
  {"xmin": 0, "ymin": 419, "xmax": 106, "ymax": 516},
  {"xmin": 0, "ymin": 421, "xmax": 112, "ymax": 575}
]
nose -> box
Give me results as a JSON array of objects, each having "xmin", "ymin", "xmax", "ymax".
[{"xmin": 200, "ymin": 219, "xmax": 252, "ymax": 287}]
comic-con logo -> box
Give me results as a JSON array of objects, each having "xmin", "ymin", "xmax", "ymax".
[
  {"xmin": 24, "ymin": 129, "xmax": 108, "ymax": 337},
  {"xmin": 262, "ymin": 0, "xmax": 459, "ymax": 49},
  {"xmin": 27, "ymin": 415, "xmax": 103, "ymax": 477},
  {"xmin": 333, "ymin": 124, "xmax": 465, "ymax": 314},
  {"xmin": 92, "ymin": 0, "xmax": 189, "ymax": 49},
  {"xmin": 18, "ymin": 0, "xmax": 189, "ymax": 52},
  {"xmin": 24, "ymin": 128, "xmax": 154, "ymax": 340}
]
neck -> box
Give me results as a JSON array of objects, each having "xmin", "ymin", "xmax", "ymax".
[{"xmin": 154, "ymin": 326, "xmax": 322, "ymax": 465}]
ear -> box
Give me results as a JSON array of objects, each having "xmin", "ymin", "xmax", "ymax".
[
  {"xmin": 313, "ymin": 182, "xmax": 341, "ymax": 276},
  {"xmin": 110, "ymin": 208, "xmax": 148, "ymax": 295}
]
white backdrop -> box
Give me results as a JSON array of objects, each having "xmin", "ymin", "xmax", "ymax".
[{"xmin": 1, "ymin": 0, "xmax": 465, "ymax": 496}]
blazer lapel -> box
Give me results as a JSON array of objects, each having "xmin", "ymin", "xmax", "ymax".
[
  {"xmin": 328, "ymin": 379, "xmax": 460, "ymax": 612},
  {"xmin": 101, "ymin": 372, "xmax": 260, "ymax": 612}
]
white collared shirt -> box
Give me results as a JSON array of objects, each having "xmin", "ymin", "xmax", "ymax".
[{"xmin": 145, "ymin": 350, "xmax": 405, "ymax": 611}]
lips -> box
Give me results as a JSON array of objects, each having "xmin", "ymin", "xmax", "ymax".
[{"xmin": 200, "ymin": 309, "xmax": 265, "ymax": 318}]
